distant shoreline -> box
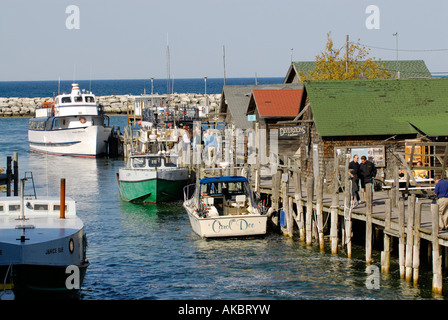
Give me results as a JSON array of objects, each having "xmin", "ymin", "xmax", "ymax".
[{"xmin": 0, "ymin": 93, "xmax": 221, "ymax": 118}]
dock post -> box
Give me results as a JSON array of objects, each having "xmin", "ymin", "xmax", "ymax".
[
  {"xmin": 316, "ymin": 175, "xmax": 324, "ymax": 251},
  {"xmin": 398, "ymin": 198, "xmax": 406, "ymax": 279},
  {"xmin": 60, "ymin": 178, "xmax": 66, "ymax": 219},
  {"xmin": 365, "ymin": 182, "xmax": 373, "ymax": 264},
  {"xmin": 281, "ymin": 170, "xmax": 292, "ymax": 238},
  {"xmin": 393, "ymin": 165, "xmax": 399, "ymax": 208},
  {"xmin": 293, "ymin": 171, "xmax": 305, "ymax": 241},
  {"xmin": 381, "ymin": 198, "xmax": 392, "ymax": 273},
  {"xmin": 13, "ymin": 152, "xmax": 18, "ymax": 196},
  {"xmin": 405, "ymin": 195, "xmax": 415, "ymax": 282},
  {"xmin": 271, "ymin": 169, "xmax": 282, "ymax": 227},
  {"xmin": 413, "ymin": 201, "xmax": 422, "ymax": 285},
  {"xmin": 6, "ymin": 156, "xmax": 11, "ymax": 196},
  {"xmin": 431, "ymin": 203, "xmax": 443, "ymax": 294},
  {"xmin": 344, "ymin": 155, "xmax": 352, "ymax": 258},
  {"xmin": 306, "ymin": 175, "xmax": 314, "ymax": 246},
  {"xmin": 330, "ymin": 176, "xmax": 339, "ymax": 254},
  {"xmin": 288, "ymin": 196, "xmax": 294, "ymax": 238}
]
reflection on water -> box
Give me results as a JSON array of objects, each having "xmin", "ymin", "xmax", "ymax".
[{"xmin": 0, "ymin": 116, "xmax": 445, "ymax": 300}]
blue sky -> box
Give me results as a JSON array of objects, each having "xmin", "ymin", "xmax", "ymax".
[{"xmin": 1, "ymin": 0, "xmax": 448, "ymax": 81}]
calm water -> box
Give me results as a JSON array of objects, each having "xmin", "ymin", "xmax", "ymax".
[
  {"xmin": 0, "ymin": 116, "xmax": 442, "ymax": 301},
  {"xmin": 0, "ymin": 77, "xmax": 284, "ymax": 98}
]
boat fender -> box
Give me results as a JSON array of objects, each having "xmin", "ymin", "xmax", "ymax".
[
  {"xmin": 280, "ymin": 210, "xmax": 286, "ymax": 228},
  {"xmin": 80, "ymin": 117, "xmax": 87, "ymax": 124}
]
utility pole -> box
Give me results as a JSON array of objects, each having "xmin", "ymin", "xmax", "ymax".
[
  {"xmin": 393, "ymin": 32, "xmax": 400, "ymax": 79},
  {"xmin": 345, "ymin": 35, "xmax": 349, "ymax": 74}
]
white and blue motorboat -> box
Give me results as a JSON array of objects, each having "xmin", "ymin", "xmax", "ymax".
[{"xmin": 183, "ymin": 171, "xmax": 267, "ymax": 238}]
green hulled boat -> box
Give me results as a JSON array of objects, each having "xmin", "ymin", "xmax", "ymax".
[{"xmin": 117, "ymin": 153, "xmax": 190, "ymax": 203}]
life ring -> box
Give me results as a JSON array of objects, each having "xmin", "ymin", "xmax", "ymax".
[{"xmin": 79, "ymin": 117, "xmax": 87, "ymax": 124}]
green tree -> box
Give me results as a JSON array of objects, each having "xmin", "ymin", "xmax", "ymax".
[{"xmin": 299, "ymin": 33, "xmax": 391, "ymax": 81}]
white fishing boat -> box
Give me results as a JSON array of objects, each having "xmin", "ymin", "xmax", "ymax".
[
  {"xmin": 0, "ymin": 177, "xmax": 89, "ymax": 300},
  {"xmin": 183, "ymin": 169, "xmax": 267, "ymax": 238},
  {"xmin": 28, "ymin": 83, "xmax": 113, "ymax": 158}
]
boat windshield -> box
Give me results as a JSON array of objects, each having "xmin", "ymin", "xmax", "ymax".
[
  {"xmin": 200, "ymin": 180, "xmax": 253, "ymax": 203},
  {"xmin": 61, "ymin": 96, "xmax": 72, "ymax": 103},
  {"xmin": 164, "ymin": 156, "xmax": 177, "ymax": 167}
]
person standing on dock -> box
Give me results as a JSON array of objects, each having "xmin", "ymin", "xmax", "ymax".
[
  {"xmin": 359, "ymin": 155, "xmax": 377, "ymax": 204},
  {"xmin": 348, "ymin": 154, "xmax": 360, "ymax": 206},
  {"xmin": 434, "ymin": 175, "xmax": 448, "ymax": 230}
]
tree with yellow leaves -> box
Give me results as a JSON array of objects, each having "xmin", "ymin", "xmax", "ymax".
[{"xmin": 299, "ymin": 33, "xmax": 391, "ymax": 81}]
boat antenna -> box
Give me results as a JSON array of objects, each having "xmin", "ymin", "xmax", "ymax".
[
  {"xmin": 58, "ymin": 76, "xmax": 61, "ymax": 95},
  {"xmin": 223, "ymin": 45, "xmax": 226, "ymax": 86},
  {"xmin": 89, "ymin": 64, "xmax": 92, "ymax": 92},
  {"xmin": 73, "ymin": 63, "xmax": 77, "ymax": 84},
  {"xmin": 166, "ymin": 33, "xmax": 171, "ymax": 96}
]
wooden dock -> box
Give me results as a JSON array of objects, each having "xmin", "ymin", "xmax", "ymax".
[{"xmin": 253, "ymin": 168, "xmax": 447, "ymax": 294}]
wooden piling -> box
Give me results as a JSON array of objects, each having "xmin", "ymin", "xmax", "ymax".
[
  {"xmin": 381, "ymin": 198, "xmax": 392, "ymax": 273},
  {"xmin": 344, "ymin": 155, "xmax": 352, "ymax": 258},
  {"xmin": 431, "ymin": 203, "xmax": 443, "ymax": 294},
  {"xmin": 293, "ymin": 171, "xmax": 305, "ymax": 241},
  {"xmin": 306, "ymin": 176, "xmax": 314, "ymax": 246},
  {"xmin": 330, "ymin": 176, "xmax": 339, "ymax": 254},
  {"xmin": 288, "ymin": 196, "xmax": 294, "ymax": 238},
  {"xmin": 413, "ymin": 201, "xmax": 422, "ymax": 285},
  {"xmin": 365, "ymin": 183, "xmax": 373, "ymax": 264},
  {"xmin": 398, "ymin": 198, "xmax": 406, "ymax": 279},
  {"xmin": 405, "ymin": 195, "xmax": 415, "ymax": 282},
  {"xmin": 316, "ymin": 175, "xmax": 324, "ymax": 250}
]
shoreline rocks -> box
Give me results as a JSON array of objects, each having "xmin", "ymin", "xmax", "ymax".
[{"xmin": 0, "ymin": 93, "xmax": 222, "ymax": 117}]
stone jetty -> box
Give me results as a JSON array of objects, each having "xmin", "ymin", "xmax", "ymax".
[{"xmin": 0, "ymin": 93, "xmax": 221, "ymax": 117}]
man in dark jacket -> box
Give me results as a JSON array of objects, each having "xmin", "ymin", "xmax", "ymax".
[
  {"xmin": 359, "ymin": 155, "xmax": 377, "ymax": 203},
  {"xmin": 348, "ymin": 154, "xmax": 360, "ymax": 205}
]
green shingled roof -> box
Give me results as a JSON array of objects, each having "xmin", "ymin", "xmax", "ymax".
[
  {"xmin": 305, "ymin": 78, "xmax": 448, "ymax": 137},
  {"xmin": 293, "ymin": 60, "xmax": 432, "ymax": 79}
]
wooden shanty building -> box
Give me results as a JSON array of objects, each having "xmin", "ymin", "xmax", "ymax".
[
  {"xmin": 284, "ymin": 60, "xmax": 432, "ymax": 83},
  {"xmin": 219, "ymin": 83, "xmax": 303, "ymax": 130},
  {"xmin": 245, "ymin": 88, "xmax": 305, "ymax": 158},
  {"xmin": 293, "ymin": 78, "xmax": 448, "ymax": 188}
]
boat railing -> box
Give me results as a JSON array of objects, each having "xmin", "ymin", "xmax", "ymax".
[
  {"xmin": 183, "ymin": 183, "xmax": 196, "ymax": 202},
  {"xmin": 0, "ymin": 263, "xmax": 14, "ymax": 300},
  {"xmin": 23, "ymin": 172, "xmax": 37, "ymax": 199}
]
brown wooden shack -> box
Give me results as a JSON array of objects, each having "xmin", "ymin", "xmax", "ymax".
[{"xmin": 293, "ymin": 78, "xmax": 448, "ymax": 188}]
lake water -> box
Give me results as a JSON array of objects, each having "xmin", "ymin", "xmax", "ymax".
[{"xmin": 0, "ymin": 116, "xmax": 443, "ymax": 304}]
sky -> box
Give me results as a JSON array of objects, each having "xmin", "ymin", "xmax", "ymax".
[{"xmin": 1, "ymin": 0, "xmax": 448, "ymax": 81}]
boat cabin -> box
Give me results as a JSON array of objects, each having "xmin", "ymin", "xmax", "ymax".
[
  {"xmin": 128, "ymin": 154, "xmax": 179, "ymax": 169},
  {"xmin": 198, "ymin": 176, "xmax": 256, "ymax": 216},
  {"xmin": 34, "ymin": 84, "xmax": 102, "ymax": 118}
]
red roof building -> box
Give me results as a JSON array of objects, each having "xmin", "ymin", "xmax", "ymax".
[{"xmin": 249, "ymin": 89, "xmax": 303, "ymax": 118}]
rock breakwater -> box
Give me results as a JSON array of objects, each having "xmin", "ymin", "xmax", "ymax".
[{"xmin": 0, "ymin": 93, "xmax": 222, "ymax": 117}]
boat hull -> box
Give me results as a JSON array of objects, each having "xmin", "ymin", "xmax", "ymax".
[
  {"xmin": 185, "ymin": 207, "xmax": 268, "ymax": 238},
  {"xmin": 28, "ymin": 124, "xmax": 112, "ymax": 158},
  {"xmin": 0, "ymin": 225, "xmax": 89, "ymax": 300},
  {"xmin": 0, "ymin": 262, "xmax": 89, "ymax": 300},
  {"xmin": 118, "ymin": 168, "xmax": 190, "ymax": 203}
]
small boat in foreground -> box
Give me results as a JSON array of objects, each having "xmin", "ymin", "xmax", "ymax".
[
  {"xmin": 28, "ymin": 83, "xmax": 112, "ymax": 158},
  {"xmin": 183, "ymin": 171, "xmax": 267, "ymax": 238},
  {"xmin": 0, "ymin": 177, "xmax": 89, "ymax": 300}
]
